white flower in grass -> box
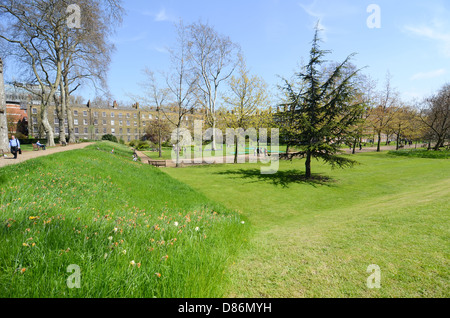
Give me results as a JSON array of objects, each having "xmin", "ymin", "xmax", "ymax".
[
  {"xmin": 241, "ymin": 221, "xmax": 245, "ymax": 224},
  {"xmin": 174, "ymin": 222, "xmax": 179, "ymax": 227},
  {"xmin": 122, "ymin": 249, "xmax": 127, "ymax": 255},
  {"xmin": 114, "ymin": 227, "xmax": 118, "ymax": 233},
  {"xmin": 108, "ymin": 236, "xmax": 113, "ymax": 241},
  {"xmin": 195, "ymin": 227, "xmax": 199, "ymax": 231},
  {"xmin": 130, "ymin": 260, "xmax": 136, "ymax": 266}
]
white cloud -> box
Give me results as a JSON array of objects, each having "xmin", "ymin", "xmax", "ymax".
[
  {"xmin": 403, "ymin": 21, "xmax": 450, "ymax": 57},
  {"xmin": 299, "ymin": 0, "xmax": 359, "ymax": 39},
  {"xmin": 410, "ymin": 69, "xmax": 446, "ymax": 81},
  {"xmin": 143, "ymin": 8, "xmax": 177, "ymax": 23}
]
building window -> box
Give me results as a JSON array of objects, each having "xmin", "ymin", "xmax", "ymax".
[
  {"xmin": 127, "ymin": 128, "xmax": 130, "ymax": 134},
  {"xmin": 94, "ymin": 112, "xmax": 98, "ymax": 117},
  {"xmin": 102, "ymin": 120, "xmax": 106, "ymax": 125},
  {"xmin": 111, "ymin": 128, "xmax": 115, "ymax": 134},
  {"xmin": 83, "ymin": 111, "xmax": 88, "ymax": 117},
  {"xmin": 134, "ymin": 129, "xmax": 138, "ymax": 134},
  {"xmin": 75, "ymin": 128, "xmax": 79, "ymax": 134},
  {"xmin": 54, "ymin": 110, "xmax": 57, "ymax": 116},
  {"xmin": 119, "ymin": 120, "xmax": 123, "ymax": 126},
  {"xmin": 111, "ymin": 120, "xmax": 115, "ymax": 126},
  {"xmin": 94, "ymin": 119, "xmax": 98, "ymax": 125},
  {"xmin": 135, "ymin": 136, "xmax": 138, "ymax": 140},
  {"xmin": 32, "ymin": 108, "xmax": 38, "ymax": 114},
  {"xmin": 102, "ymin": 112, "xmax": 106, "ymax": 117},
  {"xmin": 74, "ymin": 119, "xmax": 79, "ymax": 125},
  {"xmin": 65, "ymin": 127, "xmax": 68, "ymax": 134},
  {"xmin": 55, "ymin": 127, "xmax": 60, "ymax": 134},
  {"xmin": 126, "ymin": 113, "xmax": 130, "ymax": 118},
  {"xmin": 95, "ymin": 128, "xmax": 99, "ymax": 134},
  {"xmin": 149, "ymin": 114, "xmax": 152, "ymax": 119},
  {"xmin": 126, "ymin": 121, "xmax": 130, "ymax": 126},
  {"xmin": 118, "ymin": 113, "xmax": 122, "ymax": 119},
  {"xmin": 103, "ymin": 128, "xmax": 107, "ymax": 134},
  {"xmin": 64, "ymin": 118, "xmax": 68, "ymax": 124},
  {"xmin": 54, "ymin": 118, "xmax": 59, "ymax": 125},
  {"xmin": 127, "ymin": 136, "xmax": 131, "ymax": 142},
  {"xmin": 33, "ymin": 127, "xmax": 38, "ymax": 133},
  {"xmin": 119, "ymin": 128, "xmax": 123, "ymax": 134},
  {"xmin": 111, "ymin": 113, "xmax": 115, "ymax": 118},
  {"xmin": 84, "ymin": 128, "xmax": 88, "ymax": 134},
  {"xmin": 32, "ymin": 117, "xmax": 38, "ymax": 125},
  {"xmin": 74, "ymin": 110, "xmax": 78, "ymax": 116},
  {"xmin": 142, "ymin": 121, "xmax": 146, "ymax": 126},
  {"xmin": 83, "ymin": 119, "xmax": 88, "ymax": 125},
  {"xmin": 134, "ymin": 113, "xmax": 137, "ymax": 119}
]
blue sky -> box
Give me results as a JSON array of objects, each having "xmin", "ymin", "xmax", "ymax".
[{"xmin": 78, "ymin": 0, "xmax": 450, "ymax": 106}]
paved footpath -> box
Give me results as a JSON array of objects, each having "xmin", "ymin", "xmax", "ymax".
[{"xmin": 0, "ymin": 142, "xmax": 95, "ymax": 168}]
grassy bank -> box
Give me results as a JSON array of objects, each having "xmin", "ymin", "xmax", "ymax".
[
  {"xmin": 164, "ymin": 152, "xmax": 450, "ymax": 297},
  {"xmin": 0, "ymin": 141, "xmax": 247, "ymax": 298}
]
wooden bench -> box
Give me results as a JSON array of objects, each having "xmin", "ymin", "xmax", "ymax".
[
  {"xmin": 148, "ymin": 160, "xmax": 167, "ymax": 167},
  {"xmin": 32, "ymin": 143, "xmax": 40, "ymax": 151}
]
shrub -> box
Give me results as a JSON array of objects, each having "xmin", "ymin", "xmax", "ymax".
[
  {"xmin": 388, "ymin": 149, "xmax": 450, "ymax": 159},
  {"xmin": 102, "ymin": 134, "xmax": 118, "ymax": 143}
]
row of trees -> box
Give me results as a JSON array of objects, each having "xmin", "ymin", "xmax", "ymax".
[
  {"xmin": 0, "ymin": 0, "xmax": 124, "ymax": 146},
  {"xmin": 142, "ymin": 22, "xmax": 448, "ymax": 176}
]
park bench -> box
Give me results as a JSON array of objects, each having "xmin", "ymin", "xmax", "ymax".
[
  {"xmin": 32, "ymin": 143, "xmax": 40, "ymax": 151},
  {"xmin": 148, "ymin": 160, "xmax": 167, "ymax": 167}
]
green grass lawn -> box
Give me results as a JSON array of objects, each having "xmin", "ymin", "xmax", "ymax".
[
  {"xmin": 164, "ymin": 152, "xmax": 450, "ymax": 297},
  {"xmin": 144, "ymin": 144, "xmax": 290, "ymax": 160},
  {"xmin": 0, "ymin": 141, "xmax": 246, "ymax": 298}
]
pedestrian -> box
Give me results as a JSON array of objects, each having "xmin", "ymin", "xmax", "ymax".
[{"xmin": 9, "ymin": 135, "xmax": 21, "ymax": 159}]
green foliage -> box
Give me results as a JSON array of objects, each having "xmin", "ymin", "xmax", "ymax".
[
  {"xmin": 278, "ymin": 26, "xmax": 365, "ymax": 177},
  {"xmin": 388, "ymin": 149, "xmax": 450, "ymax": 159},
  {"xmin": 101, "ymin": 134, "xmax": 118, "ymax": 143},
  {"xmin": 129, "ymin": 140, "xmax": 152, "ymax": 150}
]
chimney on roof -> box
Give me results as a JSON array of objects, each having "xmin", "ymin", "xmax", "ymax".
[{"xmin": 113, "ymin": 100, "xmax": 118, "ymax": 109}]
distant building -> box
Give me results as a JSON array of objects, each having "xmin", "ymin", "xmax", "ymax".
[{"xmin": 5, "ymin": 83, "xmax": 203, "ymax": 142}]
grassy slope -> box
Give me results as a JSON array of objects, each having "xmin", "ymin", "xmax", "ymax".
[
  {"xmin": 164, "ymin": 152, "xmax": 450, "ymax": 297},
  {"xmin": 0, "ymin": 141, "xmax": 246, "ymax": 298}
]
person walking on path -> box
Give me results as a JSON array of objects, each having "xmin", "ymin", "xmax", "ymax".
[{"xmin": 9, "ymin": 135, "xmax": 21, "ymax": 159}]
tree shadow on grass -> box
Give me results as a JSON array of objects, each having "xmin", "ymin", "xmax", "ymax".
[{"xmin": 215, "ymin": 168, "xmax": 337, "ymax": 188}]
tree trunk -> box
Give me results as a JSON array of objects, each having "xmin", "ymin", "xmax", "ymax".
[
  {"xmin": 41, "ymin": 105, "xmax": 55, "ymax": 147},
  {"xmin": 234, "ymin": 134, "xmax": 238, "ymax": 164},
  {"xmin": 158, "ymin": 125, "xmax": 162, "ymax": 158},
  {"xmin": 377, "ymin": 131, "xmax": 382, "ymax": 152},
  {"xmin": 396, "ymin": 133, "xmax": 400, "ymax": 150},
  {"xmin": 0, "ymin": 58, "xmax": 9, "ymax": 151},
  {"xmin": 305, "ymin": 150, "xmax": 312, "ymax": 179},
  {"xmin": 286, "ymin": 144, "xmax": 290, "ymax": 154}
]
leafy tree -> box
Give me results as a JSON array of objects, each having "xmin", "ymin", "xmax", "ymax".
[
  {"xmin": 279, "ymin": 26, "xmax": 365, "ymax": 179},
  {"xmin": 222, "ymin": 57, "xmax": 270, "ymax": 163}
]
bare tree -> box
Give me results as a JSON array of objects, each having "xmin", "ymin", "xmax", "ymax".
[
  {"xmin": 186, "ymin": 21, "xmax": 241, "ymax": 151},
  {"xmin": 136, "ymin": 68, "xmax": 170, "ymax": 157},
  {"xmin": 419, "ymin": 83, "xmax": 450, "ymax": 150},
  {"xmin": 0, "ymin": 0, "xmax": 70, "ymax": 146},
  {"xmin": 163, "ymin": 21, "xmax": 199, "ymax": 167}
]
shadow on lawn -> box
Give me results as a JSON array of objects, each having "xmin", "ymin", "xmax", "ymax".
[{"xmin": 215, "ymin": 168, "xmax": 336, "ymax": 188}]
